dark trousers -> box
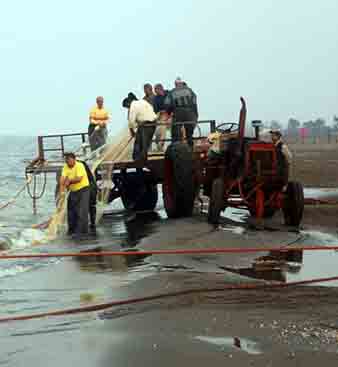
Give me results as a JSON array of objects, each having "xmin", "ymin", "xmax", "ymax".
[
  {"xmin": 67, "ymin": 187, "xmax": 90, "ymax": 235},
  {"xmin": 89, "ymin": 185, "xmax": 97, "ymax": 227},
  {"xmin": 171, "ymin": 109, "xmax": 197, "ymax": 147},
  {"xmin": 88, "ymin": 125, "xmax": 107, "ymax": 152},
  {"xmin": 133, "ymin": 121, "xmax": 156, "ymax": 160}
]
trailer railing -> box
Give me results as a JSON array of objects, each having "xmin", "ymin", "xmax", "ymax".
[
  {"xmin": 37, "ymin": 133, "xmax": 88, "ymax": 161},
  {"xmin": 145, "ymin": 119, "xmax": 216, "ymax": 157}
]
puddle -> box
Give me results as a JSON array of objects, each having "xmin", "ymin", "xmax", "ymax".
[
  {"xmin": 74, "ymin": 246, "xmax": 150, "ymax": 274},
  {"xmin": 301, "ymin": 230, "xmax": 338, "ymax": 245},
  {"xmin": 105, "ymin": 211, "xmax": 160, "ymax": 248},
  {"xmin": 304, "ymin": 188, "xmax": 338, "ymax": 200},
  {"xmin": 286, "ymin": 250, "xmax": 338, "ymax": 287},
  {"xmin": 224, "ymin": 246, "xmax": 338, "ymax": 287},
  {"xmin": 195, "ymin": 336, "xmax": 262, "ymax": 355}
]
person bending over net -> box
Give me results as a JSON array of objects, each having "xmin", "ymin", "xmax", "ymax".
[{"xmin": 60, "ymin": 153, "xmax": 90, "ymax": 240}]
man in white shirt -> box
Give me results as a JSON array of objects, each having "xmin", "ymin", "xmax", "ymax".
[{"xmin": 123, "ymin": 93, "xmax": 158, "ymax": 160}]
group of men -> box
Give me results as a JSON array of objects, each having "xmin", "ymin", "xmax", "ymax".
[
  {"xmin": 59, "ymin": 81, "xmax": 291, "ymax": 240},
  {"xmin": 122, "ymin": 77, "xmax": 199, "ymax": 160},
  {"xmin": 59, "ymin": 78, "xmax": 198, "ymax": 239}
]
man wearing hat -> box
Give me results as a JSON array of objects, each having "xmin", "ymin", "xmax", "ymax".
[
  {"xmin": 122, "ymin": 93, "xmax": 157, "ymax": 161},
  {"xmin": 164, "ymin": 77, "xmax": 198, "ymax": 148},
  {"xmin": 270, "ymin": 129, "xmax": 292, "ymax": 185}
]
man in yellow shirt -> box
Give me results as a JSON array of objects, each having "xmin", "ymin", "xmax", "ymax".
[
  {"xmin": 88, "ymin": 96, "xmax": 110, "ymax": 151},
  {"xmin": 60, "ymin": 153, "xmax": 90, "ymax": 238}
]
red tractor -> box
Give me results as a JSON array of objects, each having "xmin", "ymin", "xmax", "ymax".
[
  {"xmin": 201, "ymin": 98, "xmax": 304, "ymax": 226},
  {"xmin": 162, "ymin": 98, "xmax": 304, "ymax": 227}
]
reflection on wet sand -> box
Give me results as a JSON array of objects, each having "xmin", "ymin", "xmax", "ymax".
[
  {"xmin": 75, "ymin": 246, "xmax": 150, "ymax": 273},
  {"xmin": 105, "ymin": 211, "xmax": 161, "ymax": 248},
  {"xmin": 221, "ymin": 249, "xmax": 304, "ymax": 283},
  {"xmin": 221, "ymin": 245, "xmax": 338, "ymax": 288},
  {"xmin": 74, "ymin": 212, "xmax": 160, "ymax": 273}
]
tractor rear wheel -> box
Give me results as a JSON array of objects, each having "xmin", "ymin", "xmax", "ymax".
[
  {"xmin": 163, "ymin": 143, "xmax": 195, "ymax": 218},
  {"xmin": 283, "ymin": 182, "xmax": 304, "ymax": 226},
  {"xmin": 208, "ymin": 178, "xmax": 225, "ymax": 224}
]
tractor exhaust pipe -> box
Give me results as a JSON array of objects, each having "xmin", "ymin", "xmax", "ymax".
[{"xmin": 238, "ymin": 97, "xmax": 247, "ymax": 152}]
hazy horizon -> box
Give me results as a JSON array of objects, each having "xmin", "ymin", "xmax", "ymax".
[{"xmin": 1, "ymin": 0, "xmax": 337, "ymax": 136}]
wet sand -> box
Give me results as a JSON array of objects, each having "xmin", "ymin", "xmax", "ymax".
[{"xmin": 1, "ymin": 205, "xmax": 338, "ymax": 366}]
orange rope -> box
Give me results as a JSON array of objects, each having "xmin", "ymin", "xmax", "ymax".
[
  {"xmin": 0, "ymin": 246, "xmax": 338, "ymax": 260},
  {"xmin": 1, "ymin": 275, "xmax": 338, "ymax": 323}
]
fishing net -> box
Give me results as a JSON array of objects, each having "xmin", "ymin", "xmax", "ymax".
[
  {"xmin": 46, "ymin": 128, "xmax": 134, "ymax": 239},
  {"xmin": 43, "ymin": 120, "xmax": 205, "ymax": 239}
]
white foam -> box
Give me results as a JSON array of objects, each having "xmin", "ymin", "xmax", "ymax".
[
  {"xmin": 12, "ymin": 228, "xmax": 47, "ymax": 249},
  {"xmin": 0, "ymin": 265, "xmax": 29, "ymax": 279},
  {"xmin": 302, "ymin": 230, "xmax": 338, "ymax": 244}
]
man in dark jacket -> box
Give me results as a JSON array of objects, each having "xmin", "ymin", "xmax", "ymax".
[
  {"xmin": 143, "ymin": 83, "xmax": 155, "ymax": 106},
  {"xmin": 164, "ymin": 77, "xmax": 198, "ymax": 147},
  {"xmin": 154, "ymin": 83, "xmax": 171, "ymax": 151}
]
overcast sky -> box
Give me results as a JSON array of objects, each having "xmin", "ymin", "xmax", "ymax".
[{"xmin": 1, "ymin": 0, "xmax": 337, "ymax": 135}]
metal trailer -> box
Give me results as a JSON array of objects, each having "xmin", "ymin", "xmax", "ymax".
[{"xmin": 24, "ymin": 121, "xmax": 216, "ymax": 215}]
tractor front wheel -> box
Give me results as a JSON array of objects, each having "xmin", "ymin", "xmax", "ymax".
[
  {"xmin": 283, "ymin": 182, "xmax": 304, "ymax": 226},
  {"xmin": 208, "ymin": 178, "xmax": 225, "ymax": 224}
]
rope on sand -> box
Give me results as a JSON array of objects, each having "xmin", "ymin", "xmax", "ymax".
[
  {"xmin": 1, "ymin": 275, "xmax": 338, "ymax": 323},
  {"xmin": 0, "ymin": 245, "xmax": 338, "ymax": 260}
]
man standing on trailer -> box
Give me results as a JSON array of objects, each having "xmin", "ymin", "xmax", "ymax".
[
  {"xmin": 143, "ymin": 83, "xmax": 155, "ymax": 106},
  {"xmin": 122, "ymin": 93, "xmax": 158, "ymax": 161},
  {"xmin": 153, "ymin": 83, "xmax": 172, "ymax": 151},
  {"xmin": 270, "ymin": 129, "xmax": 292, "ymax": 185},
  {"xmin": 164, "ymin": 77, "xmax": 198, "ymax": 148},
  {"xmin": 88, "ymin": 96, "xmax": 110, "ymax": 151},
  {"xmin": 60, "ymin": 153, "xmax": 90, "ymax": 239}
]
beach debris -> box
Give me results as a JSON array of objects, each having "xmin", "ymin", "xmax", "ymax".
[{"xmin": 80, "ymin": 292, "xmax": 97, "ymax": 303}]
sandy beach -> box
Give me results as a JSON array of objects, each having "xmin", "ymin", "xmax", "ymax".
[{"xmin": 1, "ymin": 203, "xmax": 338, "ymax": 366}]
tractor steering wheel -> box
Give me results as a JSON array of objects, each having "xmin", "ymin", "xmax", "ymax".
[{"xmin": 216, "ymin": 123, "xmax": 239, "ymax": 135}]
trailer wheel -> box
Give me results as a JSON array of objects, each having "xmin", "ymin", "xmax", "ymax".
[
  {"xmin": 113, "ymin": 171, "xmax": 159, "ymax": 211},
  {"xmin": 208, "ymin": 178, "xmax": 225, "ymax": 224},
  {"xmin": 283, "ymin": 182, "xmax": 304, "ymax": 226},
  {"xmin": 163, "ymin": 143, "xmax": 195, "ymax": 218},
  {"xmin": 121, "ymin": 183, "xmax": 158, "ymax": 211}
]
